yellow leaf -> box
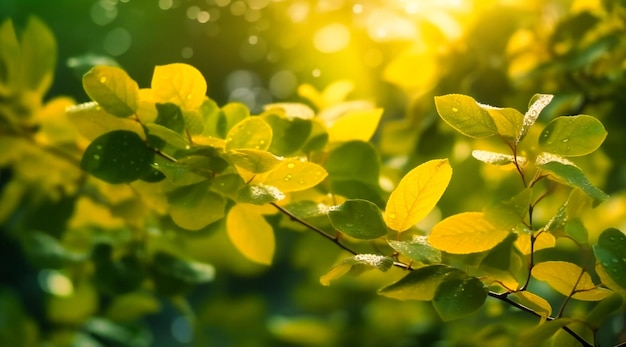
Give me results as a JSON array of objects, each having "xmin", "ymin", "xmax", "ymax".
[
  {"xmin": 224, "ymin": 117, "xmax": 272, "ymax": 151},
  {"xmin": 151, "ymin": 63, "xmax": 207, "ymax": 110},
  {"xmin": 328, "ymin": 108, "xmax": 383, "ymax": 143},
  {"xmin": 257, "ymin": 158, "xmax": 328, "ymax": 193},
  {"xmin": 428, "ymin": 212, "xmax": 510, "ymax": 254},
  {"xmin": 384, "ymin": 159, "xmax": 452, "ymax": 232},
  {"xmin": 226, "ymin": 204, "xmax": 275, "ymax": 265},
  {"xmin": 511, "ymin": 291, "xmax": 552, "ymax": 322},
  {"xmin": 321, "ymin": 80, "xmax": 354, "ymax": 106},
  {"xmin": 515, "ymin": 232, "xmax": 556, "ymax": 255},
  {"xmin": 532, "ymin": 261, "xmax": 613, "ymax": 301},
  {"xmin": 383, "ymin": 48, "xmax": 438, "ymax": 91}
]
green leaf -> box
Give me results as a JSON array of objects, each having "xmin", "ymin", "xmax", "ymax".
[
  {"xmin": 536, "ymin": 153, "xmax": 609, "ymax": 204},
  {"xmin": 328, "ymin": 199, "xmax": 387, "ymax": 240},
  {"xmin": 226, "ymin": 204, "xmax": 275, "ymax": 265},
  {"xmin": 209, "ymin": 173, "xmax": 245, "ymax": 199},
  {"xmin": 151, "ymin": 251, "xmax": 215, "ymax": 296},
  {"xmin": 145, "ymin": 123, "xmax": 188, "ymax": 149},
  {"xmin": 262, "ymin": 112, "xmax": 312, "ymax": 156},
  {"xmin": 387, "ymin": 236, "xmax": 442, "ymax": 264},
  {"xmin": 92, "ymin": 244, "xmax": 145, "ymax": 295},
  {"xmin": 236, "ymin": 184, "xmax": 285, "ymax": 205},
  {"xmin": 225, "ymin": 148, "xmax": 281, "ymax": 173},
  {"xmin": 517, "ymin": 94, "xmax": 553, "ymax": 144},
  {"xmin": 531, "ymin": 261, "xmax": 612, "ymax": 301},
  {"xmin": 320, "ymin": 254, "xmax": 394, "ymax": 286},
  {"xmin": 325, "ymin": 141, "xmax": 380, "ymax": 185},
  {"xmin": 432, "ymin": 276, "xmax": 487, "ymax": 321},
  {"xmin": 585, "ymin": 293, "xmax": 623, "ymax": 329},
  {"xmin": 429, "ymin": 212, "xmax": 510, "ymax": 254},
  {"xmin": 434, "ymin": 94, "xmax": 498, "ymax": 138},
  {"xmin": 19, "ymin": 16, "xmax": 57, "ymax": 94},
  {"xmin": 224, "ymin": 117, "xmax": 273, "ymax": 151},
  {"xmin": 484, "ymin": 189, "xmax": 530, "ymax": 230},
  {"xmin": 0, "ymin": 19, "xmax": 21, "ymax": 89},
  {"xmin": 511, "ymin": 291, "xmax": 552, "ymax": 322},
  {"xmin": 472, "ymin": 150, "xmax": 527, "ymax": 167},
  {"xmin": 82, "ymin": 66, "xmax": 139, "ymax": 117},
  {"xmin": 482, "ymin": 106, "xmax": 524, "ymax": 139},
  {"xmin": 67, "ymin": 102, "xmax": 145, "ymax": 141},
  {"xmin": 593, "ymin": 228, "xmax": 626, "ymax": 290},
  {"xmin": 329, "ymin": 180, "xmax": 385, "ymax": 208},
  {"xmin": 155, "ymin": 103, "xmax": 185, "ymax": 133},
  {"xmin": 378, "ymin": 265, "xmax": 464, "ymax": 301},
  {"xmin": 151, "ymin": 63, "xmax": 207, "ymax": 110},
  {"xmin": 516, "ymin": 318, "xmax": 572, "ymax": 347},
  {"xmin": 539, "ymin": 115, "xmax": 607, "ymax": 156},
  {"xmin": 384, "ymin": 159, "xmax": 452, "ymax": 233},
  {"xmin": 564, "ymin": 218, "xmax": 588, "ymax": 244},
  {"xmin": 168, "ymin": 182, "xmax": 226, "ymax": 231},
  {"xmin": 221, "ymin": 102, "xmax": 250, "ymax": 137},
  {"xmin": 81, "ymin": 130, "xmax": 155, "ymax": 184}
]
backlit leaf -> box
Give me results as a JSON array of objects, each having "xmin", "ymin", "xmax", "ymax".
[
  {"xmin": 434, "ymin": 94, "xmax": 498, "ymax": 138},
  {"xmin": 515, "ymin": 232, "xmax": 556, "ymax": 255},
  {"xmin": 511, "ymin": 291, "xmax": 552, "ymax": 322},
  {"xmin": 429, "ymin": 212, "xmax": 510, "ymax": 254},
  {"xmin": 328, "ymin": 199, "xmax": 387, "ymax": 240},
  {"xmin": 145, "ymin": 123, "xmax": 188, "ymax": 149},
  {"xmin": 539, "ymin": 115, "xmax": 606, "ymax": 156},
  {"xmin": 482, "ymin": 106, "xmax": 524, "ymax": 139},
  {"xmin": 224, "ymin": 117, "xmax": 272, "ymax": 151},
  {"xmin": 81, "ymin": 130, "xmax": 154, "ymax": 184},
  {"xmin": 387, "ymin": 236, "xmax": 442, "ymax": 264},
  {"xmin": 516, "ymin": 318, "xmax": 572, "ymax": 347},
  {"xmin": 320, "ymin": 254, "xmax": 393, "ymax": 286},
  {"xmin": 564, "ymin": 218, "xmax": 588, "ymax": 244},
  {"xmin": 221, "ymin": 102, "xmax": 250, "ymax": 137},
  {"xmin": 82, "ymin": 66, "xmax": 139, "ymax": 118},
  {"xmin": 19, "ymin": 16, "xmax": 57, "ymax": 94},
  {"xmin": 378, "ymin": 265, "xmax": 464, "ymax": 301},
  {"xmin": 433, "ymin": 276, "xmax": 487, "ymax": 321},
  {"xmin": 326, "ymin": 141, "xmax": 380, "ymax": 185},
  {"xmin": 226, "ymin": 149, "xmax": 281, "ymax": 173},
  {"xmin": 327, "ymin": 108, "xmax": 383, "ymax": 143},
  {"xmin": 263, "ymin": 102, "xmax": 315, "ymax": 119},
  {"xmin": 472, "ymin": 150, "xmax": 527, "ymax": 167},
  {"xmin": 226, "ymin": 204, "xmax": 275, "ymax": 265},
  {"xmin": 517, "ymin": 94, "xmax": 553, "ymax": 144},
  {"xmin": 259, "ymin": 158, "xmax": 327, "ymax": 193},
  {"xmin": 262, "ymin": 112, "xmax": 312, "ymax": 156},
  {"xmin": 484, "ymin": 189, "xmax": 530, "ymax": 230},
  {"xmin": 168, "ymin": 182, "xmax": 226, "ymax": 231},
  {"xmin": 151, "ymin": 63, "xmax": 207, "ymax": 110},
  {"xmin": 536, "ymin": 153, "xmax": 609, "ymax": 204},
  {"xmin": 531, "ymin": 261, "xmax": 612, "ymax": 301},
  {"xmin": 67, "ymin": 102, "xmax": 145, "ymax": 141},
  {"xmin": 384, "ymin": 159, "xmax": 452, "ymax": 232},
  {"xmin": 593, "ymin": 228, "xmax": 626, "ymax": 290}
]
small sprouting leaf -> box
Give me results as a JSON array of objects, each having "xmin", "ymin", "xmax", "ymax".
[
  {"xmin": 484, "ymin": 189, "xmax": 530, "ymax": 230},
  {"xmin": 481, "ymin": 106, "xmax": 524, "ymax": 139},
  {"xmin": 384, "ymin": 159, "xmax": 452, "ymax": 233},
  {"xmin": 320, "ymin": 254, "xmax": 394, "ymax": 286},
  {"xmin": 328, "ymin": 199, "xmax": 387, "ymax": 240},
  {"xmin": 511, "ymin": 291, "xmax": 552, "ymax": 322},
  {"xmin": 327, "ymin": 108, "xmax": 383, "ymax": 143},
  {"xmin": 538, "ymin": 115, "xmax": 607, "ymax": 157},
  {"xmin": 517, "ymin": 94, "xmax": 553, "ymax": 144},
  {"xmin": 378, "ymin": 265, "xmax": 464, "ymax": 301},
  {"xmin": 472, "ymin": 150, "xmax": 527, "ymax": 167},
  {"xmin": 224, "ymin": 117, "xmax": 272, "ymax": 151},
  {"xmin": 429, "ymin": 212, "xmax": 510, "ymax": 254},
  {"xmin": 432, "ymin": 276, "xmax": 487, "ymax": 321},
  {"xmin": 82, "ymin": 66, "xmax": 139, "ymax": 118},
  {"xmin": 434, "ymin": 94, "xmax": 498, "ymax": 138},
  {"xmin": 536, "ymin": 153, "xmax": 609, "ymax": 204},
  {"xmin": 151, "ymin": 63, "xmax": 207, "ymax": 110},
  {"xmin": 81, "ymin": 130, "xmax": 154, "ymax": 184},
  {"xmin": 262, "ymin": 112, "xmax": 312, "ymax": 156},
  {"xmin": 227, "ymin": 204, "xmax": 275, "ymax": 265},
  {"xmin": 516, "ymin": 318, "xmax": 572, "ymax": 347},
  {"xmin": 325, "ymin": 141, "xmax": 380, "ymax": 185},
  {"xmin": 531, "ymin": 261, "xmax": 612, "ymax": 301},
  {"xmin": 236, "ymin": 184, "xmax": 285, "ymax": 205},
  {"xmin": 259, "ymin": 158, "xmax": 328, "ymax": 193},
  {"xmin": 387, "ymin": 236, "xmax": 442, "ymax": 264},
  {"xmin": 225, "ymin": 149, "xmax": 281, "ymax": 173},
  {"xmin": 593, "ymin": 228, "xmax": 626, "ymax": 290},
  {"xmin": 168, "ymin": 182, "xmax": 226, "ymax": 231}
]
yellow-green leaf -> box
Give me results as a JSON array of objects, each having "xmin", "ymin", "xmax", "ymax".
[
  {"xmin": 225, "ymin": 148, "xmax": 282, "ymax": 173},
  {"xmin": 226, "ymin": 204, "xmax": 275, "ymax": 265},
  {"xmin": 327, "ymin": 108, "xmax": 383, "ymax": 143},
  {"xmin": 511, "ymin": 291, "xmax": 552, "ymax": 322},
  {"xmin": 384, "ymin": 159, "xmax": 452, "ymax": 232},
  {"xmin": 320, "ymin": 254, "xmax": 393, "ymax": 286},
  {"xmin": 67, "ymin": 102, "xmax": 145, "ymax": 141},
  {"xmin": 378, "ymin": 265, "xmax": 464, "ymax": 301},
  {"xmin": 168, "ymin": 182, "xmax": 226, "ymax": 231},
  {"xmin": 539, "ymin": 115, "xmax": 607, "ymax": 157},
  {"xmin": 517, "ymin": 318, "xmax": 572, "ymax": 347},
  {"xmin": 258, "ymin": 158, "xmax": 327, "ymax": 193},
  {"xmin": 82, "ymin": 66, "xmax": 139, "ymax": 117},
  {"xmin": 483, "ymin": 106, "xmax": 524, "ymax": 139},
  {"xmin": 531, "ymin": 261, "xmax": 612, "ymax": 301},
  {"xmin": 428, "ymin": 212, "xmax": 510, "ymax": 254},
  {"xmin": 224, "ymin": 117, "xmax": 272, "ymax": 151},
  {"xmin": 151, "ymin": 63, "xmax": 207, "ymax": 110},
  {"xmin": 434, "ymin": 94, "xmax": 497, "ymax": 138}
]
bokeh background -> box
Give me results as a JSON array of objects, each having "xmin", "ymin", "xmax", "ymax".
[{"xmin": 1, "ymin": 0, "xmax": 626, "ymax": 346}]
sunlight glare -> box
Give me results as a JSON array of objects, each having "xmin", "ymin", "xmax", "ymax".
[{"xmin": 314, "ymin": 23, "xmax": 351, "ymax": 53}]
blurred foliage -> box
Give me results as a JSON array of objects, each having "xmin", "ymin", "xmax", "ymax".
[{"xmin": 1, "ymin": 1, "xmax": 626, "ymax": 347}]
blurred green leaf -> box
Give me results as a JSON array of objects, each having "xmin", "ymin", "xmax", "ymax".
[
  {"xmin": 433, "ymin": 276, "xmax": 487, "ymax": 321},
  {"xmin": 262, "ymin": 112, "xmax": 312, "ymax": 156},
  {"xmin": 516, "ymin": 318, "xmax": 572, "ymax": 347},
  {"xmin": 320, "ymin": 254, "xmax": 394, "ymax": 286},
  {"xmin": 151, "ymin": 251, "xmax": 214, "ymax": 296},
  {"xmin": 564, "ymin": 218, "xmax": 588, "ymax": 244},
  {"xmin": 167, "ymin": 181, "xmax": 226, "ymax": 231},
  {"xmin": 226, "ymin": 204, "xmax": 275, "ymax": 265},
  {"xmin": 92, "ymin": 244, "xmax": 145, "ymax": 295},
  {"xmin": 593, "ymin": 228, "xmax": 626, "ymax": 290},
  {"xmin": 539, "ymin": 115, "xmax": 607, "ymax": 156},
  {"xmin": 378, "ymin": 265, "xmax": 464, "ymax": 301},
  {"xmin": 434, "ymin": 94, "xmax": 497, "ymax": 138},
  {"xmin": 18, "ymin": 16, "xmax": 57, "ymax": 94},
  {"xmin": 83, "ymin": 66, "xmax": 139, "ymax": 118},
  {"xmin": 325, "ymin": 141, "xmax": 379, "ymax": 184},
  {"xmin": 484, "ymin": 189, "xmax": 530, "ymax": 230},
  {"xmin": 328, "ymin": 199, "xmax": 387, "ymax": 240}
]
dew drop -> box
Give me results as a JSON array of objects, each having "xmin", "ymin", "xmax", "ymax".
[
  {"xmin": 99, "ymin": 76, "xmax": 107, "ymax": 83},
  {"xmin": 451, "ymin": 107, "xmax": 458, "ymax": 112},
  {"xmin": 562, "ymin": 138, "xmax": 569, "ymax": 143},
  {"xmin": 612, "ymin": 258, "xmax": 620, "ymax": 263},
  {"xmin": 96, "ymin": 145, "xmax": 103, "ymax": 150},
  {"xmin": 93, "ymin": 154, "xmax": 101, "ymax": 160},
  {"xmin": 298, "ymin": 179, "xmax": 305, "ymax": 184},
  {"xmin": 287, "ymin": 163, "xmax": 296, "ymax": 169},
  {"xmin": 610, "ymin": 237, "xmax": 616, "ymax": 241},
  {"xmin": 388, "ymin": 213, "xmax": 396, "ymax": 219},
  {"xmin": 259, "ymin": 140, "xmax": 265, "ymax": 144},
  {"xmin": 602, "ymin": 262, "xmax": 609, "ymax": 267},
  {"xmin": 284, "ymin": 174, "xmax": 292, "ymax": 181},
  {"xmin": 186, "ymin": 94, "xmax": 192, "ymax": 100},
  {"xmin": 612, "ymin": 268, "xmax": 619, "ymax": 273}
]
